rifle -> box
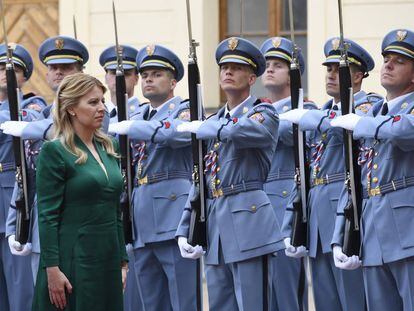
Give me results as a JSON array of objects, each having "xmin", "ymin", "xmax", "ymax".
[
  {"xmin": 337, "ymin": 0, "xmax": 362, "ymax": 257},
  {"xmin": 0, "ymin": 0, "xmax": 30, "ymax": 244},
  {"xmin": 112, "ymin": 1, "xmax": 133, "ymax": 244},
  {"xmin": 288, "ymin": 0, "xmax": 309, "ymax": 248},
  {"xmin": 186, "ymin": 0, "xmax": 207, "ymax": 249}
]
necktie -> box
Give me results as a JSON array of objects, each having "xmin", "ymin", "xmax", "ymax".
[
  {"xmin": 147, "ymin": 109, "xmax": 157, "ymax": 120},
  {"xmin": 225, "ymin": 112, "xmax": 231, "ymax": 120},
  {"xmin": 381, "ymin": 103, "xmax": 388, "ymax": 116},
  {"xmin": 332, "ymin": 104, "xmax": 339, "ymax": 111}
]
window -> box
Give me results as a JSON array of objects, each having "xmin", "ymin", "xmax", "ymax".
[{"xmin": 220, "ymin": 0, "xmax": 307, "ymax": 101}]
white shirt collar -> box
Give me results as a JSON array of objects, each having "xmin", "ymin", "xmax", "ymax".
[{"xmin": 224, "ymin": 95, "xmax": 251, "ymax": 117}]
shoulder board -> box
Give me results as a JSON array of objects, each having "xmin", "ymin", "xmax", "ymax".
[
  {"xmin": 139, "ymin": 101, "xmax": 150, "ymax": 107},
  {"xmin": 249, "ymin": 103, "xmax": 277, "ymax": 115},
  {"xmin": 23, "ymin": 92, "xmax": 36, "ymax": 100},
  {"xmin": 206, "ymin": 111, "xmax": 218, "ymax": 120},
  {"xmin": 304, "ymin": 100, "xmax": 318, "ymax": 109},
  {"xmin": 180, "ymin": 98, "xmax": 189, "ymax": 104},
  {"xmin": 366, "ymin": 92, "xmax": 383, "ymax": 103},
  {"xmin": 253, "ymin": 97, "xmax": 272, "ymax": 106}
]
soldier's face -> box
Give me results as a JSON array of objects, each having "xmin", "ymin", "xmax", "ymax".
[
  {"xmin": 140, "ymin": 68, "xmax": 176, "ymax": 104},
  {"xmin": 0, "ymin": 63, "xmax": 27, "ymax": 91},
  {"xmin": 105, "ymin": 68, "xmax": 138, "ymax": 97},
  {"xmin": 68, "ymin": 85, "xmax": 106, "ymax": 131},
  {"xmin": 261, "ymin": 59, "xmax": 290, "ymax": 89},
  {"xmin": 325, "ymin": 63, "xmax": 340, "ymax": 98},
  {"xmin": 46, "ymin": 63, "xmax": 82, "ymax": 92},
  {"xmin": 219, "ymin": 63, "xmax": 256, "ymax": 93},
  {"xmin": 381, "ymin": 53, "xmax": 414, "ymax": 95}
]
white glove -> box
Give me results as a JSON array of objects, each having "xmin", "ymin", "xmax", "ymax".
[
  {"xmin": 177, "ymin": 236, "xmax": 204, "ymax": 259},
  {"xmin": 8, "ymin": 235, "xmax": 32, "ymax": 256},
  {"xmin": 0, "ymin": 121, "xmax": 29, "ymax": 137},
  {"xmin": 330, "ymin": 113, "xmax": 361, "ymax": 131},
  {"xmin": 125, "ymin": 243, "xmax": 133, "ymax": 254},
  {"xmin": 332, "ymin": 245, "xmax": 361, "ymax": 270},
  {"xmin": 176, "ymin": 121, "xmax": 203, "ymax": 133},
  {"xmin": 108, "ymin": 120, "xmax": 134, "ymax": 135},
  {"xmin": 284, "ymin": 237, "xmax": 307, "ymax": 258},
  {"xmin": 279, "ymin": 109, "xmax": 309, "ymax": 124}
]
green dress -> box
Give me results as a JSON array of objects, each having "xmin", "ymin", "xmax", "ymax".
[{"xmin": 32, "ymin": 136, "xmax": 128, "ymax": 311}]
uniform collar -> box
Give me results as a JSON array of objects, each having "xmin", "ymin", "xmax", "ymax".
[
  {"xmin": 148, "ymin": 95, "xmax": 181, "ymax": 119},
  {"xmin": 223, "ymin": 95, "xmax": 258, "ymax": 119},
  {"xmin": 385, "ymin": 91, "xmax": 414, "ymax": 114},
  {"xmin": 273, "ymin": 96, "xmax": 291, "ymax": 113}
]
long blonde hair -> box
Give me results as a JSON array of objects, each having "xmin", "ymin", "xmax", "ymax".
[{"xmin": 53, "ymin": 73, "xmax": 117, "ymax": 164}]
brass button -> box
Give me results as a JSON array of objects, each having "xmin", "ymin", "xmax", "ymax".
[
  {"xmin": 217, "ymin": 167, "xmax": 221, "ymax": 172},
  {"xmin": 216, "ymin": 179, "xmax": 221, "ymax": 185},
  {"xmin": 322, "ymin": 133, "xmax": 327, "ymax": 139},
  {"xmin": 170, "ymin": 194, "xmax": 177, "ymax": 201},
  {"xmin": 251, "ymin": 205, "xmax": 257, "ymax": 212},
  {"xmin": 214, "ymin": 143, "xmax": 220, "ymax": 149},
  {"xmin": 282, "ymin": 190, "xmax": 288, "ymax": 197},
  {"xmin": 372, "ymin": 177, "xmax": 378, "ymax": 183},
  {"xmin": 373, "ymin": 164, "xmax": 378, "ymax": 170},
  {"xmin": 375, "ymin": 152, "xmax": 379, "ymax": 156}
]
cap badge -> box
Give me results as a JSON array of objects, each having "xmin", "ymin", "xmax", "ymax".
[
  {"xmin": 331, "ymin": 38, "xmax": 340, "ymax": 51},
  {"xmin": 55, "ymin": 38, "xmax": 65, "ymax": 50},
  {"xmin": 272, "ymin": 37, "xmax": 282, "ymax": 49},
  {"xmin": 7, "ymin": 42, "xmax": 17, "ymax": 51},
  {"xmin": 228, "ymin": 37, "xmax": 238, "ymax": 51},
  {"xmin": 115, "ymin": 45, "xmax": 124, "ymax": 55},
  {"xmin": 397, "ymin": 30, "xmax": 407, "ymax": 42},
  {"xmin": 146, "ymin": 45, "xmax": 155, "ymax": 56}
]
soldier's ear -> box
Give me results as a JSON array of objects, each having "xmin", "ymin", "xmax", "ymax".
[{"xmin": 248, "ymin": 73, "xmax": 257, "ymax": 86}]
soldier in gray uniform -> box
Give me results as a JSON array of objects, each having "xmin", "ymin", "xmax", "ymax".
[
  {"xmin": 1, "ymin": 35, "xmax": 88, "ymax": 139},
  {"xmin": 99, "ymin": 44, "xmax": 143, "ymax": 311},
  {"xmin": 109, "ymin": 44, "xmax": 197, "ymax": 311},
  {"xmin": 0, "ymin": 43, "xmax": 37, "ymax": 311},
  {"xmin": 175, "ymin": 37, "xmax": 285, "ymax": 310},
  {"xmin": 4, "ymin": 36, "xmax": 88, "ymax": 284},
  {"xmin": 260, "ymin": 37, "xmax": 315, "ymax": 311},
  {"xmin": 281, "ymin": 38, "xmax": 381, "ymax": 310},
  {"xmin": 331, "ymin": 28, "xmax": 414, "ymax": 311}
]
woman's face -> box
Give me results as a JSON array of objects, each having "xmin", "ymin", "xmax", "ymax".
[{"xmin": 69, "ymin": 85, "xmax": 106, "ymax": 131}]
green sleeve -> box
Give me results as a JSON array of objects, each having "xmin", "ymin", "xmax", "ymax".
[
  {"xmin": 117, "ymin": 203, "xmax": 129, "ymax": 263},
  {"xmin": 36, "ymin": 141, "xmax": 66, "ymax": 267}
]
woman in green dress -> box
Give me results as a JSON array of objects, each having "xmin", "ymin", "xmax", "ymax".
[{"xmin": 32, "ymin": 73, "xmax": 128, "ymax": 310}]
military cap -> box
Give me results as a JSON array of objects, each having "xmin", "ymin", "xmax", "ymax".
[
  {"xmin": 99, "ymin": 45, "xmax": 139, "ymax": 70},
  {"xmin": 215, "ymin": 37, "xmax": 266, "ymax": 76},
  {"xmin": 260, "ymin": 37, "xmax": 305, "ymax": 75},
  {"xmin": 382, "ymin": 29, "xmax": 414, "ymax": 59},
  {"xmin": 323, "ymin": 37, "xmax": 375, "ymax": 73},
  {"xmin": 136, "ymin": 44, "xmax": 184, "ymax": 81},
  {"xmin": 0, "ymin": 43, "xmax": 33, "ymax": 79},
  {"xmin": 38, "ymin": 36, "xmax": 89, "ymax": 65}
]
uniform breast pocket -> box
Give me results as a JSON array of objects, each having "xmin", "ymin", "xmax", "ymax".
[
  {"xmin": 387, "ymin": 187, "xmax": 414, "ymax": 249},
  {"xmin": 153, "ymin": 181, "xmax": 190, "ymax": 234},
  {"xmin": 229, "ymin": 191, "xmax": 282, "ymax": 251}
]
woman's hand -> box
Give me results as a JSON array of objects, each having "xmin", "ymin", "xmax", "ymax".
[
  {"xmin": 121, "ymin": 262, "xmax": 128, "ymax": 292},
  {"xmin": 46, "ymin": 266, "xmax": 73, "ymax": 310}
]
